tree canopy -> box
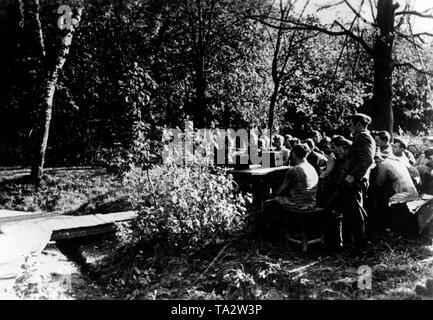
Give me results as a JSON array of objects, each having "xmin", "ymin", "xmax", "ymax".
[{"xmin": 0, "ymin": 0, "xmax": 432, "ymax": 170}]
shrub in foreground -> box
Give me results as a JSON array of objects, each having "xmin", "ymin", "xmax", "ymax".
[{"xmin": 118, "ymin": 164, "xmax": 251, "ymax": 252}]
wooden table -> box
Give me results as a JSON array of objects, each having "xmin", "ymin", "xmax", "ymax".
[{"xmin": 229, "ymin": 165, "xmax": 290, "ymax": 208}]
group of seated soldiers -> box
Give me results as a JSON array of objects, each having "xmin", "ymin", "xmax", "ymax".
[{"xmin": 261, "ymin": 116, "xmax": 433, "ymax": 256}]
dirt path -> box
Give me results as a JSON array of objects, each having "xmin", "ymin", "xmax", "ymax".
[{"xmin": 1, "ymin": 243, "xmax": 113, "ymax": 300}]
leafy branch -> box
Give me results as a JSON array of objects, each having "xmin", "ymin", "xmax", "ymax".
[{"xmin": 393, "ymin": 62, "xmax": 433, "ymax": 77}]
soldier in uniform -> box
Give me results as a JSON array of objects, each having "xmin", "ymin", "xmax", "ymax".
[{"xmin": 329, "ymin": 114, "xmax": 376, "ymax": 256}]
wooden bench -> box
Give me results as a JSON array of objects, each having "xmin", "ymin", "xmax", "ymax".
[{"xmin": 280, "ymin": 207, "xmax": 327, "ymax": 252}]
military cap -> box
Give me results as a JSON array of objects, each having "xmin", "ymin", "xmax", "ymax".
[{"xmin": 348, "ymin": 113, "xmax": 372, "ymax": 127}]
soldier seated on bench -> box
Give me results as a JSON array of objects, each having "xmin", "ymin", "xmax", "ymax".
[{"xmin": 258, "ymin": 144, "xmax": 319, "ymax": 239}]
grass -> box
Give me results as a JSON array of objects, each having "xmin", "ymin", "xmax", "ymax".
[
  {"xmin": 92, "ymin": 230, "xmax": 433, "ymax": 300},
  {"xmin": 0, "ymin": 167, "xmax": 132, "ymax": 215},
  {"xmin": 2, "ymin": 167, "xmax": 433, "ymax": 300}
]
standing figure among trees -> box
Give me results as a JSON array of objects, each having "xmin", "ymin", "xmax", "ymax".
[{"xmin": 328, "ymin": 114, "xmax": 376, "ymax": 256}]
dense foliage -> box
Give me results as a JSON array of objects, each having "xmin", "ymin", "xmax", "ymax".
[
  {"xmin": 0, "ymin": 0, "xmax": 432, "ymax": 167},
  {"xmin": 1, "ymin": 0, "xmax": 433, "ymax": 300},
  {"xmin": 119, "ymin": 164, "xmax": 250, "ymax": 251}
]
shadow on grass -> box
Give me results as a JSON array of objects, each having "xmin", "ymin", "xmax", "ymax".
[
  {"xmin": 0, "ymin": 167, "xmax": 131, "ymax": 214},
  {"xmin": 0, "ymin": 173, "xmax": 33, "ymax": 187},
  {"xmin": 0, "ymin": 167, "xmax": 106, "ymax": 185},
  {"xmin": 69, "ymin": 224, "xmax": 433, "ymax": 300},
  {"xmin": 66, "ymin": 192, "xmax": 133, "ymax": 216}
]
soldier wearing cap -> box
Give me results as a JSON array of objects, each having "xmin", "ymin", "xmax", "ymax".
[{"xmin": 338, "ymin": 113, "xmax": 376, "ymax": 255}]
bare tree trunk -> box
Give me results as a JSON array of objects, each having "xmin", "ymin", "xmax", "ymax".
[
  {"xmin": 31, "ymin": 71, "xmax": 59, "ymax": 187},
  {"xmin": 268, "ymin": 84, "xmax": 279, "ymax": 137},
  {"xmin": 266, "ymin": 0, "xmax": 309, "ymax": 136},
  {"xmin": 267, "ymin": 3, "xmax": 284, "ymax": 137},
  {"xmin": 31, "ymin": 7, "xmax": 84, "ymax": 188},
  {"xmin": 184, "ymin": 0, "xmax": 211, "ymax": 128},
  {"xmin": 19, "ymin": 0, "xmax": 45, "ymax": 58},
  {"xmin": 371, "ymin": 0, "xmax": 397, "ymax": 133},
  {"xmin": 194, "ymin": 0, "xmax": 207, "ymax": 128},
  {"xmin": 18, "ymin": 0, "xmax": 46, "ymax": 168}
]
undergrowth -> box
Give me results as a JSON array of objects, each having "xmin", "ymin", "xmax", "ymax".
[
  {"xmin": 94, "ymin": 231, "xmax": 433, "ymax": 300},
  {"xmin": 0, "ymin": 168, "xmax": 131, "ymax": 214},
  {"xmin": 3, "ymin": 167, "xmax": 433, "ymax": 300}
]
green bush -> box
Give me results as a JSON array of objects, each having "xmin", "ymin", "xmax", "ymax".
[{"xmin": 119, "ymin": 164, "xmax": 251, "ymax": 251}]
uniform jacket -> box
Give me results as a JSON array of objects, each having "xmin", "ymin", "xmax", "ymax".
[{"xmin": 340, "ymin": 130, "xmax": 376, "ymax": 183}]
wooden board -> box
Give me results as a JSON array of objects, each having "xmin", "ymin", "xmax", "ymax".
[
  {"xmin": 51, "ymin": 224, "xmax": 117, "ymax": 241},
  {"xmin": 0, "ymin": 211, "xmax": 137, "ymax": 281},
  {"xmin": 0, "ymin": 209, "xmax": 45, "ymax": 220},
  {"xmin": 51, "ymin": 211, "xmax": 136, "ymax": 240},
  {"xmin": 95, "ymin": 211, "xmax": 136, "ymax": 223},
  {"xmin": 0, "ymin": 211, "xmax": 137, "ymax": 240}
]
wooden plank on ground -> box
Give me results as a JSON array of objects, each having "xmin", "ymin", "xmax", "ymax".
[
  {"xmin": 39, "ymin": 214, "xmax": 107, "ymax": 231},
  {"xmin": 51, "ymin": 223, "xmax": 117, "ymax": 240},
  {"xmin": 1, "ymin": 211, "xmax": 137, "ymax": 237},
  {"xmin": 0, "ymin": 211, "xmax": 137, "ymax": 239},
  {"xmin": 1, "ymin": 219, "xmax": 50, "ymax": 235},
  {"xmin": 0, "ymin": 211, "xmax": 137, "ymax": 282},
  {"xmin": 52, "ymin": 211, "xmax": 137, "ymax": 240},
  {"xmin": 95, "ymin": 211, "xmax": 137, "ymax": 223},
  {"xmin": 0, "ymin": 210, "xmax": 46, "ymax": 221}
]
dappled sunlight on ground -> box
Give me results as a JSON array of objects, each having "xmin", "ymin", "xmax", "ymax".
[
  {"xmin": 2, "ymin": 168, "xmax": 433, "ymax": 299},
  {"xmin": 2, "ymin": 244, "xmax": 111, "ymax": 300}
]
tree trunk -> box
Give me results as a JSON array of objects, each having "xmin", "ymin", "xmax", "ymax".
[
  {"xmin": 31, "ymin": 7, "xmax": 84, "ymax": 188},
  {"xmin": 194, "ymin": 54, "xmax": 207, "ymax": 128},
  {"xmin": 268, "ymin": 85, "xmax": 279, "ymax": 137},
  {"xmin": 194, "ymin": 0, "xmax": 207, "ymax": 128},
  {"xmin": 267, "ymin": 0, "xmax": 290, "ymax": 137},
  {"xmin": 31, "ymin": 75, "xmax": 56, "ymax": 186},
  {"xmin": 268, "ymin": 22, "xmax": 283, "ymax": 137},
  {"xmin": 20, "ymin": 0, "xmax": 45, "ymax": 58},
  {"xmin": 371, "ymin": 0, "xmax": 396, "ymax": 134},
  {"xmin": 18, "ymin": 0, "xmax": 46, "ymax": 167}
]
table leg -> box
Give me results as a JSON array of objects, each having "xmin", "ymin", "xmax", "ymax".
[{"xmin": 251, "ymin": 177, "xmax": 270, "ymax": 209}]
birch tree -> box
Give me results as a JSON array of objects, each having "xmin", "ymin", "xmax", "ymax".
[{"xmin": 20, "ymin": 1, "xmax": 84, "ymax": 188}]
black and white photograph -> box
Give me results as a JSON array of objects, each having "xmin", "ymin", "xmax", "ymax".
[{"xmin": 1, "ymin": 0, "xmax": 433, "ymax": 305}]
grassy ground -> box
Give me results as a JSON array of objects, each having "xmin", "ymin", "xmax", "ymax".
[
  {"xmin": 0, "ymin": 167, "xmax": 132, "ymax": 215},
  {"xmin": 93, "ymin": 231, "xmax": 433, "ymax": 300},
  {"xmin": 1, "ymin": 168, "xmax": 433, "ymax": 300}
]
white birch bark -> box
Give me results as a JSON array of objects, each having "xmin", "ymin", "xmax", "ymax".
[{"xmin": 32, "ymin": 7, "xmax": 84, "ymax": 187}]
